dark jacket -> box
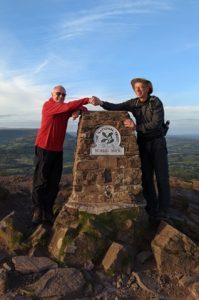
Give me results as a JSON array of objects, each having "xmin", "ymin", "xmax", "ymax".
[{"xmin": 102, "ymin": 96, "xmax": 166, "ymax": 140}]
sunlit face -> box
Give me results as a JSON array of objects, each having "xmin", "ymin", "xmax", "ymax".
[
  {"xmin": 51, "ymin": 86, "xmax": 66, "ymax": 103},
  {"xmin": 133, "ymin": 82, "xmax": 150, "ymax": 101}
]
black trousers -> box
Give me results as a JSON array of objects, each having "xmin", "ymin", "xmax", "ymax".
[
  {"xmin": 32, "ymin": 147, "xmax": 63, "ymax": 214},
  {"xmin": 137, "ymin": 136, "xmax": 170, "ymax": 216}
]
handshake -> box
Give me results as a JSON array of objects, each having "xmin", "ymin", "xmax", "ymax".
[{"xmin": 89, "ymin": 96, "xmax": 103, "ymax": 106}]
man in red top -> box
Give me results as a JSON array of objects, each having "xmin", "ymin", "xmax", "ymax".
[{"xmin": 32, "ymin": 85, "xmax": 93, "ymax": 225}]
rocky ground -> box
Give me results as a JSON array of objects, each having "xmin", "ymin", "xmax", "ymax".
[{"xmin": 0, "ymin": 175, "xmax": 198, "ymax": 300}]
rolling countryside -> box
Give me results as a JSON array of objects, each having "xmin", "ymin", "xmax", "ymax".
[{"xmin": 0, "ymin": 129, "xmax": 199, "ymax": 180}]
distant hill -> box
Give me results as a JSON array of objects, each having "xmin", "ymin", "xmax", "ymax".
[
  {"xmin": 0, "ymin": 129, "xmax": 38, "ymax": 143},
  {"xmin": 0, "ymin": 129, "xmax": 77, "ymax": 176},
  {"xmin": 0, "ymin": 128, "xmax": 77, "ymax": 142},
  {"xmin": 0, "ymin": 129, "xmax": 199, "ymax": 180}
]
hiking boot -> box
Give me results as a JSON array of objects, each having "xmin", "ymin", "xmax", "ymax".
[{"xmin": 32, "ymin": 207, "xmax": 43, "ymax": 225}]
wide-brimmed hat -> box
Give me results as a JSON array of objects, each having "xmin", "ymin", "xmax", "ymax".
[{"xmin": 131, "ymin": 78, "xmax": 153, "ymax": 94}]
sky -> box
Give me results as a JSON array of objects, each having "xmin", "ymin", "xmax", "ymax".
[{"xmin": 0, "ymin": 0, "xmax": 199, "ymax": 135}]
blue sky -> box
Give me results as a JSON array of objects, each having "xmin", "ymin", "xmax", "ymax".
[{"xmin": 0, "ymin": 0, "xmax": 199, "ymax": 134}]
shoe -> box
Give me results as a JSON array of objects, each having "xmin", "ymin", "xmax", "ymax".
[{"xmin": 32, "ymin": 207, "xmax": 43, "ymax": 225}]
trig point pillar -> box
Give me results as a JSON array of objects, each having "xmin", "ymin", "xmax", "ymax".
[{"xmin": 66, "ymin": 111, "xmax": 144, "ymax": 214}]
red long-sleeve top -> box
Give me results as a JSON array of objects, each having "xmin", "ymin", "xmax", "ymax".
[{"xmin": 35, "ymin": 97, "xmax": 89, "ymax": 151}]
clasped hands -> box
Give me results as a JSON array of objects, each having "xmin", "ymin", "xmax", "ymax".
[
  {"xmin": 89, "ymin": 96, "xmax": 103, "ymax": 106},
  {"xmin": 72, "ymin": 96, "xmax": 101, "ymax": 120}
]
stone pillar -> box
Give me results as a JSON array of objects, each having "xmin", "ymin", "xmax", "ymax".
[{"xmin": 66, "ymin": 111, "xmax": 144, "ymax": 214}]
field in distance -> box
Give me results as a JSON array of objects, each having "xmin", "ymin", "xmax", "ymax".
[{"xmin": 0, "ymin": 129, "xmax": 199, "ymax": 180}]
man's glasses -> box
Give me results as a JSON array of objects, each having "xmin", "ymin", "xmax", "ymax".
[{"xmin": 55, "ymin": 92, "xmax": 66, "ymax": 97}]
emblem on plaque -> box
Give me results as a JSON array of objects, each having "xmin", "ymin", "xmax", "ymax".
[{"xmin": 90, "ymin": 125, "xmax": 124, "ymax": 155}]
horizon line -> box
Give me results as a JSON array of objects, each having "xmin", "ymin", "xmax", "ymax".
[{"xmin": 0, "ymin": 127, "xmax": 199, "ymax": 137}]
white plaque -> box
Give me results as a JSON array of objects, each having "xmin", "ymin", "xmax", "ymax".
[{"xmin": 90, "ymin": 125, "xmax": 124, "ymax": 155}]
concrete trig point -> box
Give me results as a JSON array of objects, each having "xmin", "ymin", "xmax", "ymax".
[{"xmin": 66, "ymin": 111, "xmax": 144, "ymax": 214}]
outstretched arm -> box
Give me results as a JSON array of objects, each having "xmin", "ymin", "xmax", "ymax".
[
  {"xmin": 90, "ymin": 96, "xmax": 133, "ymax": 111},
  {"xmin": 43, "ymin": 96, "xmax": 99, "ymax": 116}
]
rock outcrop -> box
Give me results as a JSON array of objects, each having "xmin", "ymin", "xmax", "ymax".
[
  {"xmin": 151, "ymin": 222, "xmax": 199, "ymax": 276},
  {"xmin": 170, "ymin": 177, "xmax": 199, "ymax": 240},
  {"xmin": 49, "ymin": 206, "xmax": 148, "ymax": 267}
]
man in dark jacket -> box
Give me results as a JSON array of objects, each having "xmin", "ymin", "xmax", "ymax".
[
  {"xmin": 32, "ymin": 85, "xmax": 94, "ymax": 225},
  {"xmin": 91, "ymin": 78, "xmax": 170, "ymax": 221}
]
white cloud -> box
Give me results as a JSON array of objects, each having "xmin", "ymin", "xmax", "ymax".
[
  {"xmin": 0, "ymin": 71, "xmax": 49, "ymax": 128},
  {"xmin": 33, "ymin": 59, "xmax": 49, "ymax": 75},
  {"xmin": 57, "ymin": 0, "xmax": 172, "ymax": 40}
]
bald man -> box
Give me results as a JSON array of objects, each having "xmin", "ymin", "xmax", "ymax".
[{"xmin": 32, "ymin": 85, "xmax": 93, "ymax": 225}]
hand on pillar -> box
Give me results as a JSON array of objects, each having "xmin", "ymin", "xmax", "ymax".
[
  {"xmin": 71, "ymin": 110, "xmax": 80, "ymax": 120},
  {"xmin": 124, "ymin": 118, "xmax": 136, "ymax": 130}
]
